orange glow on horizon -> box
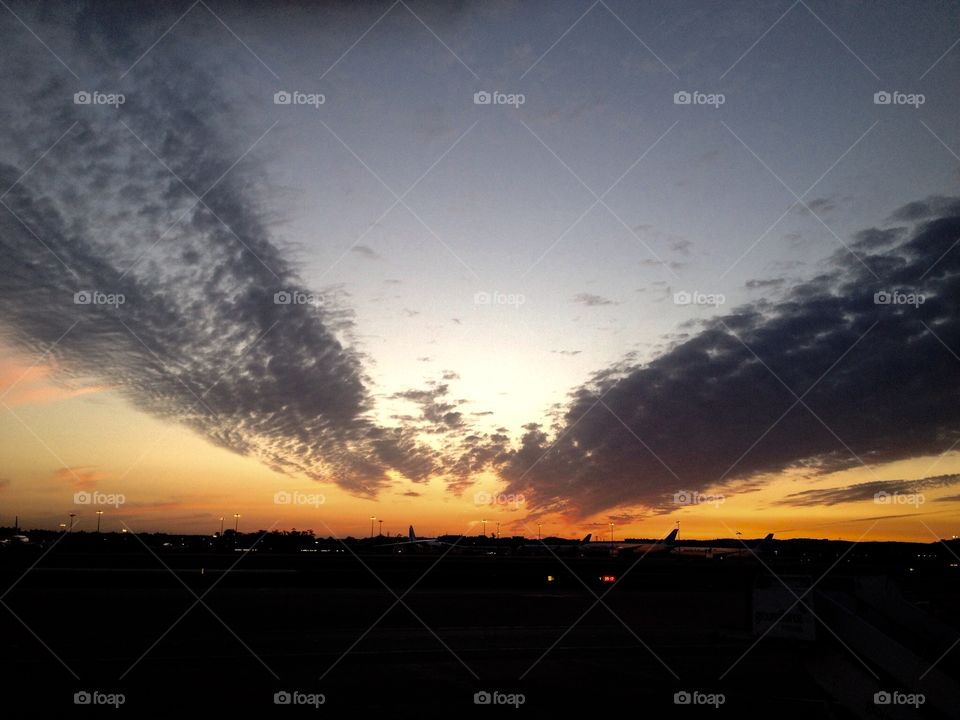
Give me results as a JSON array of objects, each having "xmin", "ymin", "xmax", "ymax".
[{"xmin": 2, "ymin": 344, "xmax": 959, "ymax": 543}]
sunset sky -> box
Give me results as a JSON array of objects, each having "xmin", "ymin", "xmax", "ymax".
[{"xmin": 1, "ymin": 1, "xmax": 959, "ymax": 541}]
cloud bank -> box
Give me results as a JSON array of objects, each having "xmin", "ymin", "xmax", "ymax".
[
  {"xmin": 495, "ymin": 199, "xmax": 960, "ymax": 516},
  {"xmin": 0, "ymin": 5, "xmax": 435, "ymax": 495}
]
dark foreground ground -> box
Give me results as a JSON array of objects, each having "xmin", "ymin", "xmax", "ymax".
[{"xmin": 1, "ymin": 544, "xmax": 958, "ymax": 717}]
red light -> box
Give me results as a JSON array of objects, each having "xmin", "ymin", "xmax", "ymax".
[{"xmin": 600, "ymin": 575, "xmax": 616, "ymax": 583}]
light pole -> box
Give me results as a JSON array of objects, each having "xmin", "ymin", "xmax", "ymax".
[
  {"xmin": 609, "ymin": 522, "xmax": 614, "ymax": 543},
  {"xmin": 68, "ymin": 513, "xmax": 76, "ymax": 533},
  {"xmin": 378, "ymin": 519, "xmax": 383, "ymax": 536},
  {"xmin": 481, "ymin": 519, "xmax": 487, "ymax": 536},
  {"xmin": 537, "ymin": 523, "xmax": 541, "ymax": 541},
  {"xmin": 219, "ymin": 517, "xmax": 224, "ymax": 536},
  {"xmin": 96, "ymin": 510, "xmax": 103, "ymax": 533},
  {"xmin": 496, "ymin": 521, "xmax": 500, "ymax": 539},
  {"xmin": 370, "ymin": 516, "xmax": 376, "ymax": 538},
  {"xmin": 233, "ymin": 513, "xmax": 240, "ymax": 533}
]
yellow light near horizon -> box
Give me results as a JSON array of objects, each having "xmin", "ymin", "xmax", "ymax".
[{"xmin": 2, "ymin": 347, "xmax": 959, "ymax": 542}]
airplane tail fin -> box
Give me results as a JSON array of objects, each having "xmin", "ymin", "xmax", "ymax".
[
  {"xmin": 581, "ymin": 533, "xmax": 592, "ymax": 544},
  {"xmin": 662, "ymin": 528, "xmax": 679, "ymax": 545},
  {"xmin": 409, "ymin": 525, "xmax": 416, "ymax": 541},
  {"xmin": 753, "ymin": 532, "xmax": 774, "ymax": 553}
]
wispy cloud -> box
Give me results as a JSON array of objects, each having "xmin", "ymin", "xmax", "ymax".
[
  {"xmin": 572, "ymin": 292, "xmax": 617, "ymax": 306},
  {"xmin": 778, "ymin": 474, "xmax": 960, "ymax": 506}
]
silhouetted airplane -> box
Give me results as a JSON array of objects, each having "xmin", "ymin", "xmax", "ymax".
[
  {"xmin": 672, "ymin": 533, "xmax": 775, "ymax": 559},
  {"xmin": 520, "ymin": 533, "xmax": 593, "ymax": 554},
  {"xmin": 580, "ymin": 527, "xmax": 679, "ymax": 557},
  {"xmin": 389, "ymin": 526, "xmax": 451, "ymax": 549}
]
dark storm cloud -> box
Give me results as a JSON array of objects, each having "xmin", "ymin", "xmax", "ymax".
[
  {"xmin": 778, "ymin": 474, "xmax": 960, "ymax": 507},
  {"xmin": 0, "ymin": 5, "xmax": 435, "ymax": 495},
  {"xmin": 493, "ymin": 198, "xmax": 960, "ymax": 516}
]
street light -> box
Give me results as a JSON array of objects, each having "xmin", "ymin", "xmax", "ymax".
[
  {"xmin": 496, "ymin": 521, "xmax": 500, "ymax": 539},
  {"xmin": 68, "ymin": 513, "xmax": 77, "ymax": 533},
  {"xmin": 537, "ymin": 522, "xmax": 542, "ymax": 541},
  {"xmin": 96, "ymin": 510, "xmax": 104, "ymax": 533},
  {"xmin": 378, "ymin": 519, "xmax": 383, "ymax": 536},
  {"xmin": 219, "ymin": 517, "xmax": 224, "ymax": 536},
  {"xmin": 609, "ymin": 522, "xmax": 614, "ymax": 543},
  {"xmin": 481, "ymin": 519, "xmax": 487, "ymax": 536},
  {"xmin": 233, "ymin": 513, "xmax": 240, "ymax": 533},
  {"xmin": 370, "ymin": 516, "xmax": 376, "ymax": 538}
]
